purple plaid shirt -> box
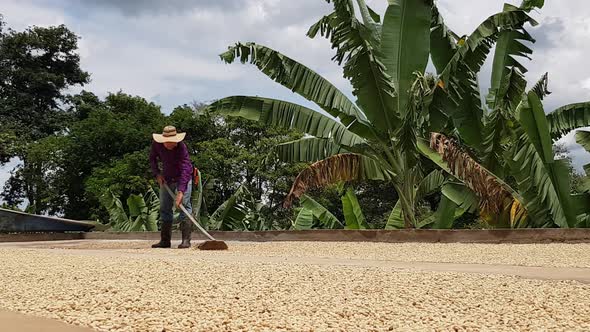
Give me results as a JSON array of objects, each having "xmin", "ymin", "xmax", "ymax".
[{"xmin": 149, "ymin": 141, "xmax": 193, "ymax": 192}]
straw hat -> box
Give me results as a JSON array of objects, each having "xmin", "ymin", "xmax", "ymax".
[{"xmin": 153, "ymin": 125, "xmax": 186, "ymax": 143}]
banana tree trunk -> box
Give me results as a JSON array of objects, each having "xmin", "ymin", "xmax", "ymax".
[{"xmin": 393, "ymin": 183, "xmax": 417, "ymax": 228}]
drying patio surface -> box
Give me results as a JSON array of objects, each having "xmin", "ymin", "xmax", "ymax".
[
  {"xmin": 0, "ymin": 310, "xmax": 93, "ymax": 331},
  {"xmin": 0, "ymin": 240, "xmax": 589, "ymax": 331}
]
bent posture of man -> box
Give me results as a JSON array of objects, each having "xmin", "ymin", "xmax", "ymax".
[{"xmin": 149, "ymin": 125, "xmax": 193, "ymax": 249}]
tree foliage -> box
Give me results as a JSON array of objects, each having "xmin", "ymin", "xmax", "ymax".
[{"xmin": 0, "ymin": 15, "xmax": 90, "ymax": 145}]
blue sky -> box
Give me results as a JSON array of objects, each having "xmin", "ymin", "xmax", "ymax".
[{"xmin": 1, "ymin": 0, "xmax": 590, "ymax": 193}]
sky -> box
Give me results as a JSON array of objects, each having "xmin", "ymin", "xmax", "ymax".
[{"xmin": 1, "ymin": 0, "xmax": 590, "ymax": 192}]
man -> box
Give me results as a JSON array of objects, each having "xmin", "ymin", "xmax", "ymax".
[{"xmin": 149, "ymin": 125, "xmax": 193, "ymax": 249}]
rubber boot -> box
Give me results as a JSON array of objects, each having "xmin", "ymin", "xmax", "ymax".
[
  {"xmin": 152, "ymin": 222, "xmax": 172, "ymax": 248},
  {"xmin": 178, "ymin": 219, "xmax": 192, "ymax": 249}
]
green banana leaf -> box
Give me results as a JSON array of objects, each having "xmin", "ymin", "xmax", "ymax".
[
  {"xmin": 275, "ymin": 137, "xmax": 347, "ymax": 163},
  {"xmin": 436, "ymin": 9, "xmax": 536, "ymax": 148},
  {"xmin": 102, "ymin": 188, "xmax": 159, "ymax": 232},
  {"xmin": 209, "ymin": 184, "xmax": 250, "ymax": 230},
  {"xmin": 441, "ymin": 183, "xmax": 479, "ymax": 213},
  {"xmin": 429, "ymin": 6, "xmax": 458, "ymax": 73},
  {"xmin": 514, "ymin": 91, "xmax": 576, "ymax": 228},
  {"xmin": 301, "ymin": 194, "xmax": 343, "ymax": 229},
  {"xmin": 208, "ymin": 96, "xmax": 368, "ymax": 148},
  {"xmin": 481, "ymin": 2, "xmax": 540, "ymax": 172},
  {"xmin": 366, "ymin": 3, "xmax": 381, "ymax": 23},
  {"xmin": 546, "ymin": 102, "xmax": 590, "ymax": 140},
  {"xmin": 307, "ymin": 0, "xmax": 397, "ymax": 134},
  {"xmin": 355, "ymin": 0, "xmax": 380, "ymax": 33},
  {"xmin": 143, "ymin": 188, "xmax": 159, "ymax": 232},
  {"xmin": 341, "ymin": 187, "xmax": 369, "ymax": 229},
  {"xmin": 487, "ymin": 2, "xmax": 536, "ymax": 112},
  {"xmin": 292, "ymin": 194, "xmax": 343, "ymax": 230},
  {"xmin": 416, "ymin": 170, "xmax": 445, "ymax": 201},
  {"xmin": 102, "ymin": 190, "xmax": 129, "ymax": 231},
  {"xmin": 381, "ymin": 0, "xmax": 432, "ymax": 116},
  {"xmin": 385, "ymin": 200, "xmax": 404, "ymax": 230},
  {"xmin": 430, "ymin": 195, "xmax": 465, "ymax": 229},
  {"xmin": 220, "ymin": 42, "xmax": 365, "ymax": 127},
  {"xmin": 293, "ymin": 208, "xmax": 314, "ymax": 230}
]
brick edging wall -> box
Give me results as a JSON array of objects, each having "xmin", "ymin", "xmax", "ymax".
[
  {"xmin": 82, "ymin": 229, "xmax": 590, "ymax": 244},
  {"xmin": 0, "ymin": 233, "xmax": 85, "ymax": 242},
  {"xmin": 1, "ymin": 229, "xmax": 589, "ymax": 243}
]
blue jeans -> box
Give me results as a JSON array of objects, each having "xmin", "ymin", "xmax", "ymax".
[{"xmin": 159, "ymin": 180, "xmax": 192, "ymax": 225}]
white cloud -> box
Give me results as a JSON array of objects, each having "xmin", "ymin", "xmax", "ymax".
[{"xmin": 1, "ymin": 0, "xmax": 65, "ymax": 29}]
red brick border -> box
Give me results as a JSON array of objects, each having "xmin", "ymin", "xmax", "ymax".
[{"xmin": 2, "ymin": 229, "xmax": 588, "ymax": 244}]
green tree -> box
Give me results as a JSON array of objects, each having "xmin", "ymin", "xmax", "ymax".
[
  {"xmin": 85, "ymin": 151, "xmax": 153, "ymax": 221},
  {"xmin": 63, "ymin": 92, "xmax": 165, "ymax": 219},
  {"xmin": 0, "ymin": 15, "xmax": 90, "ymax": 147},
  {"xmin": 0, "ymin": 131, "xmax": 19, "ymax": 164},
  {"xmin": 168, "ymin": 102, "xmax": 224, "ymax": 143},
  {"xmin": 0, "ymin": 16, "xmax": 90, "ymax": 213},
  {"xmin": 1, "ymin": 135, "xmax": 68, "ymax": 214},
  {"xmin": 3, "ymin": 92, "xmax": 166, "ymax": 218}
]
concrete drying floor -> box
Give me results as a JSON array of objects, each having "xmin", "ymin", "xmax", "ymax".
[{"xmin": 0, "ymin": 240, "xmax": 589, "ymax": 331}]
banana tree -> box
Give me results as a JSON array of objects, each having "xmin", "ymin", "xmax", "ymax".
[
  {"xmin": 209, "ymin": 184, "xmax": 269, "ymax": 231},
  {"xmin": 428, "ymin": 91, "xmax": 590, "ymax": 228},
  {"xmin": 422, "ymin": 0, "xmax": 590, "ymax": 228},
  {"xmin": 101, "ymin": 188, "xmax": 159, "ymax": 232},
  {"xmin": 208, "ymin": 0, "xmax": 536, "ymax": 228},
  {"xmin": 292, "ymin": 194, "xmax": 343, "ymax": 230},
  {"xmin": 292, "ymin": 185, "xmax": 379, "ymax": 230},
  {"xmin": 292, "ymin": 188, "xmax": 370, "ymax": 230}
]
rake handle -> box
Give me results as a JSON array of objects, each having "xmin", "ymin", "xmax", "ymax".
[{"xmin": 163, "ymin": 183, "xmax": 216, "ymax": 241}]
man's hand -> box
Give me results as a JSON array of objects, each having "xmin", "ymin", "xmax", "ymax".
[
  {"xmin": 156, "ymin": 175, "xmax": 165, "ymax": 186},
  {"xmin": 175, "ymin": 191, "xmax": 184, "ymax": 208}
]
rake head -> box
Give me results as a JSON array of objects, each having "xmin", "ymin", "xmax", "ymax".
[{"xmin": 197, "ymin": 240, "xmax": 228, "ymax": 250}]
